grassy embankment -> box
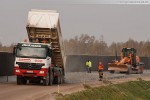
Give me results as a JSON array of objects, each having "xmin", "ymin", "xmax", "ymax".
[{"xmin": 57, "ymin": 79, "xmax": 150, "ymax": 100}]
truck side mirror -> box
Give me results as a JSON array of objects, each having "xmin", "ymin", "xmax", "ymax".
[{"xmin": 13, "ymin": 47, "xmax": 16, "ymax": 55}]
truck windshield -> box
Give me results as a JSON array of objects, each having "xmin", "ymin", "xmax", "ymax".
[{"xmin": 16, "ymin": 47, "xmax": 47, "ymax": 58}]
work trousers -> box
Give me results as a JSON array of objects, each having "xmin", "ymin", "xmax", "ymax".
[
  {"xmin": 87, "ymin": 67, "xmax": 91, "ymax": 73},
  {"xmin": 98, "ymin": 70, "xmax": 103, "ymax": 78}
]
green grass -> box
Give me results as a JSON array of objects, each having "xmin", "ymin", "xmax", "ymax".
[{"xmin": 57, "ymin": 80, "xmax": 150, "ymax": 100}]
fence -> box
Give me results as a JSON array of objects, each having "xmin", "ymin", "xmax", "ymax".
[{"xmin": 0, "ymin": 52, "xmax": 14, "ymax": 76}]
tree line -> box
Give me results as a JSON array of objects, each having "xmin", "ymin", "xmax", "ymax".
[
  {"xmin": 0, "ymin": 43, "xmax": 14, "ymax": 53},
  {"xmin": 0, "ymin": 34, "xmax": 150, "ymax": 57},
  {"xmin": 64, "ymin": 34, "xmax": 150, "ymax": 57}
]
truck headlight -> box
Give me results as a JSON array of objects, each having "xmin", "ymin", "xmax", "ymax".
[
  {"xmin": 39, "ymin": 71, "xmax": 44, "ymax": 74},
  {"xmin": 16, "ymin": 70, "xmax": 20, "ymax": 73}
]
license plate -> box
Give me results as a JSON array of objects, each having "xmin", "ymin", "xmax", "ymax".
[{"xmin": 26, "ymin": 71, "xmax": 33, "ymax": 73}]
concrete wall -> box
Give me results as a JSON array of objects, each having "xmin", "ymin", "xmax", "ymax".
[{"xmin": 0, "ymin": 52, "xmax": 14, "ymax": 76}]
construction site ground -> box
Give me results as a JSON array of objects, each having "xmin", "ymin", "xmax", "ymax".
[{"xmin": 0, "ymin": 70, "xmax": 150, "ymax": 100}]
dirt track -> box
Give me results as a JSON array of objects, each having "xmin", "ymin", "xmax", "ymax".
[{"xmin": 0, "ymin": 71, "xmax": 150, "ymax": 100}]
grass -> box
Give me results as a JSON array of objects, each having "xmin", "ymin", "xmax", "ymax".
[{"xmin": 57, "ymin": 79, "xmax": 150, "ymax": 100}]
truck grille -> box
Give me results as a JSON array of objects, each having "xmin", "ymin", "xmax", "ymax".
[{"xmin": 17, "ymin": 63, "xmax": 44, "ymax": 70}]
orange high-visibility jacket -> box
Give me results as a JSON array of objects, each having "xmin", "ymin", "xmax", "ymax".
[{"xmin": 98, "ymin": 64, "xmax": 104, "ymax": 70}]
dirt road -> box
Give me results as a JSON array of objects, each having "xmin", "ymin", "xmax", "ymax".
[{"xmin": 0, "ymin": 71, "xmax": 150, "ymax": 100}]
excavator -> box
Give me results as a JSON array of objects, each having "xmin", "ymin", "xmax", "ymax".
[{"xmin": 108, "ymin": 48, "xmax": 144, "ymax": 74}]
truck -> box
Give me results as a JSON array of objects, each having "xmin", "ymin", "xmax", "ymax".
[
  {"xmin": 13, "ymin": 9, "xmax": 65, "ymax": 86},
  {"xmin": 108, "ymin": 48, "xmax": 144, "ymax": 74}
]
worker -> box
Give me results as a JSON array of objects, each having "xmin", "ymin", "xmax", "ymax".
[
  {"xmin": 85, "ymin": 60, "xmax": 89, "ymax": 73},
  {"xmin": 98, "ymin": 61, "xmax": 104, "ymax": 81},
  {"xmin": 86, "ymin": 60, "xmax": 92, "ymax": 73},
  {"xmin": 88, "ymin": 60, "xmax": 92, "ymax": 73}
]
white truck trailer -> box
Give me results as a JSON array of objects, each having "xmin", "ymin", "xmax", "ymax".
[{"xmin": 14, "ymin": 9, "xmax": 65, "ymax": 86}]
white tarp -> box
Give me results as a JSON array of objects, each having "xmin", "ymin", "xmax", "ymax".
[{"xmin": 27, "ymin": 9, "xmax": 59, "ymax": 28}]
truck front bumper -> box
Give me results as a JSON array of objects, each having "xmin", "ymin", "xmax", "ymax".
[{"xmin": 14, "ymin": 67, "xmax": 48, "ymax": 77}]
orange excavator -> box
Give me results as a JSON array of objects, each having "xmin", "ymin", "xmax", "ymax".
[{"xmin": 108, "ymin": 48, "xmax": 144, "ymax": 74}]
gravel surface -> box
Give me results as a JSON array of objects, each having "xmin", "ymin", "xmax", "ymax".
[{"xmin": 65, "ymin": 71, "xmax": 150, "ymax": 83}]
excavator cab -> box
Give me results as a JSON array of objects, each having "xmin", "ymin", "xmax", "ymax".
[{"xmin": 121, "ymin": 48, "xmax": 136, "ymax": 67}]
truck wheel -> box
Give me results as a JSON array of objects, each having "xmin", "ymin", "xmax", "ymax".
[
  {"xmin": 59, "ymin": 71, "xmax": 63, "ymax": 84},
  {"xmin": 54, "ymin": 76, "xmax": 58, "ymax": 84},
  {"xmin": 22, "ymin": 79, "xmax": 27, "ymax": 84},
  {"xmin": 43, "ymin": 73, "xmax": 50, "ymax": 86},
  {"xmin": 54, "ymin": 76, "xmax": 61, "ymax": 84},
  {"xmin": 49, "ymin": 71, "xmax": 53, "ymax": 86},
  {"xmin": 17, "ymin": 76, "xmax": 22, "ymax": 85},
  {"xmin": 36, "ymin": 80, "xmax": 41, "ymax": 84}
]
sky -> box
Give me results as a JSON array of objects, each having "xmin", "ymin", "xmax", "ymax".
[{"xmin": 0, "ymin": 0, "xmax": 150, "ymax": 46}]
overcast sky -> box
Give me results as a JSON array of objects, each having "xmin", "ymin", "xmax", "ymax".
[{"xmin": 0, "ymin": 0, "xmax": 150, "ymax": 45}]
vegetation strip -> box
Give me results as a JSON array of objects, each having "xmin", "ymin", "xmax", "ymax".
[{"xmin": 56, "ymin": 80, "xmax": 150, "ymax": 100}]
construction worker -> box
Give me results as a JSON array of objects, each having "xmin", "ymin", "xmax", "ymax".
[
  {"xmin": 98, "ymin": 61, "xmax": 104, "ymax": 81},
  {"xmin": 88, "ymin": 60, "xmax": 92, "ymax": 73},
  {"xmin": 85, "ymin": 60, "xmax": 89, "ymax": 73},
  {"xmin": 86, "ymin": 60, "xmax": 92, "ymax": 73}
]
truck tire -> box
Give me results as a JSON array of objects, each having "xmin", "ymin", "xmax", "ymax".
[
  {"xmin": 59, "ymin": 71, "xmax": 63, "ymax": 84},
  {"xmin": 54, "ymin": 76, "xmax": 61, "ymax": 84},
  {"xmin": 36, "ymin": 80, "xmax": 41, "ymax": 84},
  {"xmin": 49, "ymin": 70, "xmax": 53, "ymax": 86},
  {"xmin": 43, "ymin": 73, "xmax": 50, "ymax": 86},
  {"xmin": 54, "ymin": 76, "xmax": 58, "ymax": 84},
  {"xmin": 22, "ymin": 79, "xmax": 27, "ymax": 84},
  {"xmin": 17, "ymin": 76, "xmax": 22, "ymax": 85}
]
